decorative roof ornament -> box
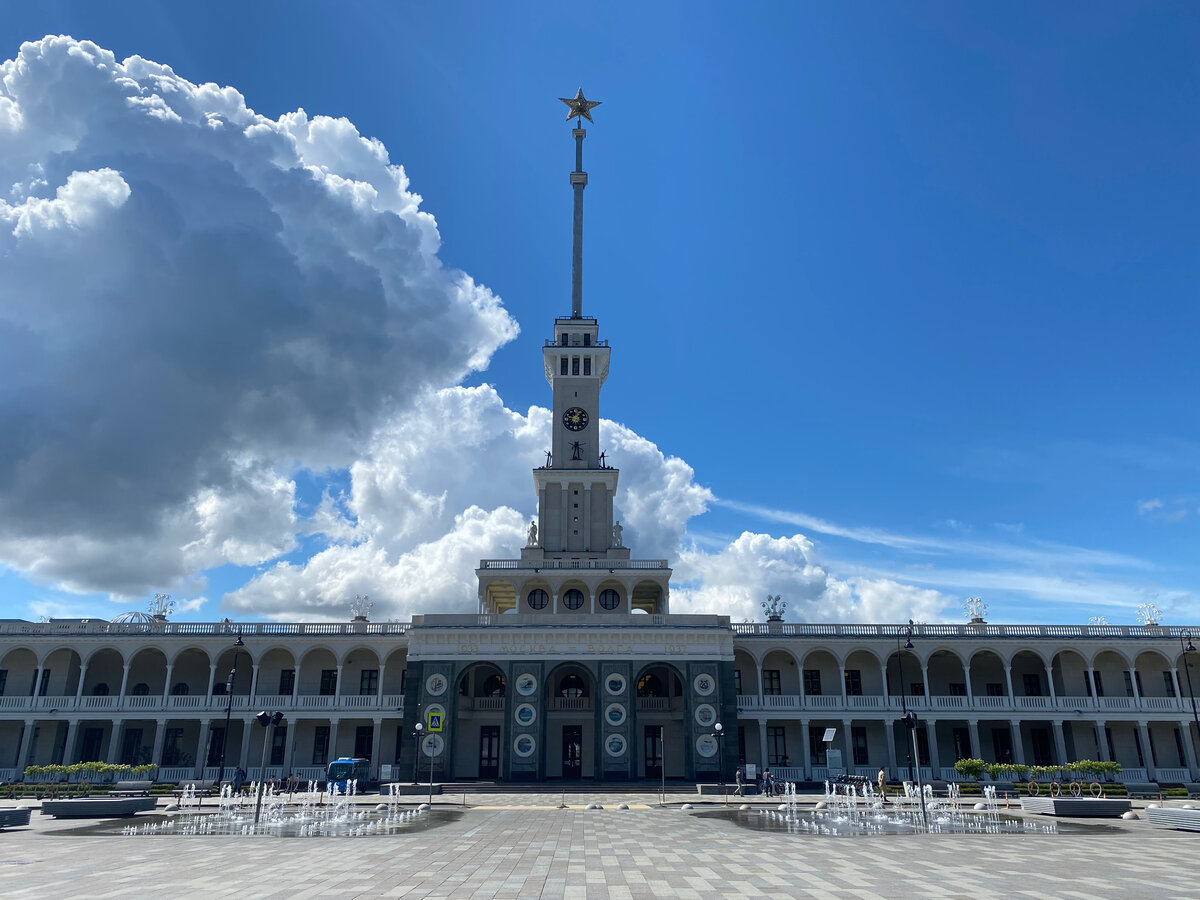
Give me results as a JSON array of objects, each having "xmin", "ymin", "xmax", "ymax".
[
  {"xmin": 963, "ymin": 597, "xmax": 987, "ymax": 624},
  {"xmin": 1088, "ymin": 616, "xmax": 1109, "ymax": 627},
  {"xmin": 1136, "ymin": 602, "xmax": 1163, "ymax": 626},
  {"xmin": 149, "ymin": 593, "xmax": 175, "ymax": 621},
  {"xmin": 350, "ymin": 594, "xmax": 374, "ymax": 623},
  {"xmin": 762, "ymin": 594, "xmax": 786, "ymax": 622},
  {"xmin": 559, "ymin": 87, "xmax": 601, "ymax": 123}
]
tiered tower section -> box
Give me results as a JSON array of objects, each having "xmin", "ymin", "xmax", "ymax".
[{"xmin": 476, "ymin": 90, "xmax": 671, "ymax": 616}]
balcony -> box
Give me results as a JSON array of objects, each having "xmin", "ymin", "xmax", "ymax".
[
  {"xmin": 0, "ymin": 694, "xmax": 407, "ymax": 716},
  {"xmin": 550, "ymin": 697, "xmax": 592, "ymax": 712},
  {"xmin": 729, "ymin": 693, "xmax": 1188, "ymax": 717}
]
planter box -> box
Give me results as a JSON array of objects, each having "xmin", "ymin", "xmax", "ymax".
[{"xmin": 1021, "ymin": 797, "xmax": 1131, "ymax": 817}]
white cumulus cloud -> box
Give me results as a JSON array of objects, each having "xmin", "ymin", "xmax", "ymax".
[{"xmin": 0, "ymin": 35, "xmax": 517, "ymax": 596}]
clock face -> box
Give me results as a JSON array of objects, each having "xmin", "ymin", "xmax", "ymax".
[{"xmin": 562, "ymin": 407, "xmax": 589, "ymax": 431}]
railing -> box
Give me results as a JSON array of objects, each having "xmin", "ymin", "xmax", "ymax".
[
  {"xmin": 974, "ymin": 696, "xmax": 1008, "ymax": 709},
  {"xmin": 338, "ymin": 696, "xmax": 379, "ymax": 709},
  {"xmin": 1141, "ymin": 697, "xmax": 1181, "ymax": 710},
  {"xmin": 0, "ymin": 697, "xmax": 31, "ymax": 710},
  {"xmin": 157, "ymin": 766, "xmax": 193, "ymax": 782},
  {"xmin": 1097, "ymin": 697, "xmax": 1136, "ymax": 710},
  {"xmin": 1017, "ymin": 697, "xmax": 1053, "ymax": 709},
  {"xmin": 477, "ymin": 558, "xmax": 669, "ymax": 570},
  {"xmin": 940, "ymin": 767, "xmax": 967, "ymax": 782},
  {"xmin": 931, "ymin": 696, "xmax": 968, "ymax": 709},
  {"xmin": 851, "ymin": 766, "xmax": 876, "ymax": 778},
  {"xmin": 765, "ymin": 694, "xmax": 805, "ymax": 709},
  {"xmin": 167, "ymin": 696, "xmax": 204, "ymax": 709},
  {"xmin": 730, "ymin": 622, "xmax": 1200, "ymax": 639},
  {"xmin": 413, "ymin": 612, "xmax": 726, "ymax": 628},
  {"xmin": 0, "ymin": 768, "xmax": 15, "ymax": 781},
  {"xmin": 847, "ymin": 695, "xmax": 887, "ymax": 709},
  {"xmin": 245, "ymin": 767, "xmax": 283, "ymax": 782},
  {"xmin": 81, "ymin": 696, "xmax": 117, "ymax": 710},
  {"xmin": 550, "ymin": 697, "xmax": 591, "ymax": 711},
  {"xmin": 771, "ymin": 766, "xmax": 805, "ymax": 783},
  {"xmin": 1121, "ymin": 766, "xmax": 1148, "ymax": 782},
  {"xmin": 0, "ymin": 620, "xmax": 412, "ymax": 636},
  {"xmin": 471, "ymin": 697, "xmax": 505, "ymax": 711},
  {"xmin": 736, "ymin": 696, "xmax": 756, "ymax": 712}
]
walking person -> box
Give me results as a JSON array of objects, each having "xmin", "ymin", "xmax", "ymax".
[
  {"xmin": 877, "ymin": 766, "xmax": 887, "ymax": 799},
  {"xmin": 734, "ymin": 765, "xmax": 745, "ymax": 796}
]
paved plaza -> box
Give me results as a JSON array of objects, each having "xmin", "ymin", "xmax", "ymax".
[{"xmin": 0, "ymin": 792, "xmax": 1196, "ymax": 898}]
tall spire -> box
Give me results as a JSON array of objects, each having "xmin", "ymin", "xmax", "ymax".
[{"xmin": 558, "ymin": 88, "xmax": 601, "ymax": 319}]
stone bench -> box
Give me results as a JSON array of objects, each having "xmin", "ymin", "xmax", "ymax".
[
  {"xmin": 175, "ymin": 780, "xmax": 215, "ymax": 798},
  {"xmin": 1021, "ymin": 796, "xmax": 1131, "ymax": 817},
  {"xmin": 107, "ymin": 780, "xmax": 152, "ymax": 797},
  {"xmin": 42, "ymin": 797, "xmax": 158, "ymax": 818},
  {"xmin": 1146, "ymin": 806, "xmax": 1200, "ymax": 832},
  {"xmin": 0, "ymin": 807, "xmax": 32, "ymax": 829}
]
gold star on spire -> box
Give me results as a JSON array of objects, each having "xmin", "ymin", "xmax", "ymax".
[{"xmin": 559, "ymin": 88, "xmax": 601, "ymax": 123}]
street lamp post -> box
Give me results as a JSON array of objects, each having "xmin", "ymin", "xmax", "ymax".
[
  {"xmin": 253, "ymin": 710, "xmax": 283, "ymax": 825},
  {"xmin": 215, "ymin": 631, "xmax": 244, "ymax": 790},
  {"xmin": 1181, "ymin": 633, "xmax": 1199, "ymax": 776},
  {"xmin": 412, "ymin": 722, "xmax": 423, "ymax": 785},
  {"xmin": 714, "ymin": 722, "xmax": 725, "ymax": 805},
  {"xmin": 895, "ymin": 620, "xmax": 928, "ymax": 828}
]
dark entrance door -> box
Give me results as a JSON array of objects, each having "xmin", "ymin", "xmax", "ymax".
[
  {"xmin": 479, "ymin": 726, "xmax": 500, "ymax": 778},
  {"xmin": 991, "ymin": 727, "xmax": 1014, "ymax": 763},
  {"xmin": 644, "ymin": 725, "xmax": 663, "ymax": 779},
  {"xmin": 562, "ymin": 726, "xmax": 582, "ymax": 779},
  {"xmin": 80, "ymin": 726, "xmax": 104, "ymax": 762},
  {"xmin": 1030, "ymin": 727, "xmax": 1053, "ymax": 766}
]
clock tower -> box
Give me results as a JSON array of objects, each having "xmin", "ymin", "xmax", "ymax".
[{"xmin": 475, "ymin": 90, "xmax": 671, "ymax": 616}]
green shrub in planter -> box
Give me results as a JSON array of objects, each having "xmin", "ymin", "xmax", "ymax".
[{"xmin": 954, "ymin": 758, "xmax": 987, "ymax": 781}]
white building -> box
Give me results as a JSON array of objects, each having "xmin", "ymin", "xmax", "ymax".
[{"xmin": 2, "ymin": 96, "xmax": 1198, "ymax": 788}]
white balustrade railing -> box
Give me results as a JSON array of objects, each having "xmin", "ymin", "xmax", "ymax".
[
  {"xmin": 847, "ymin": 695, "xmax": 887, "ymax": 709},
  {"xmin": 932, "ymin": 695, "xmax": 968, "ymax": 709},
  {"xmin": 157, "ymin": 766, "xmax": 193, "ymax": 782},
  {"xmin": 167, "ymin": 695, "xmax": 203, "ymax": 709},
  {"xmin": 1057, "ymin": 696, "xmax": 1092, "ymax": 710},
  {"xmin": 472, "ymin": 697, "xmax": 505, "ymax": 711},
  {"xmin": 124, "ymin": 695, "xmax": 161, "ymax": 710},
  {"xmin": 974, "ymin": 696, "xmax": 1009, "ymax": 709},
  {"xmin": 338, "ymin": 695, "xmax": 378, "ymax": 709},
  {"xmin": 1121, "ymin": 766, "xmax": 1148, "ymax": 781},
  {"xmin": 770, "ymin": 766, "xmax": 805, "ymax": 783},
  {"xmin": 1017, "ymin": 697, "xmax": 1052, "ymax": 709},
  {"xmin": 1098, "ymin": 697, "xmax": 1135, "ymax": 710},
  {"xmin": 1141, "ymin": 697, "xmax": 1180, "ymax": 710},
  {"xmin": 252, "ymin": 694, "xmax": 291, "ymax": 710},
  {"xmin": 736, "ymin": 696, "xmax": 758, "ymax": 711},
  {"xmin": 297, "ymin": 695, "xmax": 336, "ymax": 709},
  {"xmin": 940, "ymin": 766, "xmax": 967, "ymax": 781},
  {"xmin": 81, "ymin": 696, "xmax": 117, "ymax": 710},
  {"xmin": 551, "ymin": 697, "xmax": 591, "ymax": 711},
  {"xmin": 802, "ymin": 695, "xmax": 837, "ymax": 709},
  {"xmin": 0, "ymin": 697, "xmax": 32, "ymax": 710}
]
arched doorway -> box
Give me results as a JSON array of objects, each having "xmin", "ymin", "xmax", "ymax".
[{"xmin": 454, "ymin": 663, "xmax": 506, "ymax": 780}]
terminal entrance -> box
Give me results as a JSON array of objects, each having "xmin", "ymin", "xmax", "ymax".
[
  {"xmin": 479, "ymin": 726, "xmax": 499, "ymax": 778},
  {"xmin": 562, "ymin": 726, "xmax": 582, "ymax": 779},
  {"xmin": 644, "ymin": 726, "xmax": 663, "ymax": 779}
]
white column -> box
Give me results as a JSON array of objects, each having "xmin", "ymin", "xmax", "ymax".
[
  {"xmin": 964, "ymin": 669, "xmax": 975, "ymax": 708},
  {"xmin": 151, "ymin": 719, "xmax": 167, "ymax": 767},
  {"xmin": 968, "ymin": 720, "xmax": 982, "ymax": 761},
  {"xmin": 1044, "ymin": 663, "xmax": 1057, "ymax": 705},
  {"xmin": 1052, "ymin": 720, "xmax": 1068, "ymax": 765},
  {"xmin": 757, "ymin": 719, "xmax": 769, "ymax": 773},
  {"xmin": 884, "ymin": 718, "xmax": 897, "ymax": 778},
  {"xmin": 1179, "ymin": 719, "xmax": 1199, "ymax": 778},
  {"xmin": 195, "ymin": 720, "xmax": 212, "ymax": 777},
  {"xmin": 16, "ymin": 719, "xmax": 35, "ymax": 769},
  {"xmin": 162, "ymin": 664, "xmax": 175, "ymax": 702},
  {"xmin": 74, "ymin": 664, "xmax": 89, "ymax": 704},
  {"xmin": 31, "ymin": 664, "xmax": 44, "ymax": 697},
  {"xmin": 842, "ymin": 718, "xmax": 853, "ymax": 772},
  {"xmin": 249, "ymin": 665, "xmax": 260, "ymax": 703},
  {"xmin": 206, "ymin": 664, "xmax": 218, "ymax": 701},
  {"xmin": 921, "ymin": 664, "xmax": 931, "ymax": 705},
  {"xmin": 800, "ymin": 720, "xmax": 811, "ymax": 780},
  {"xmin": 926, "ymin": 720, "xmax": 940, "ymax": 775},
  {"xmin": 377, "ymin": 665, "xmax": 386, "ymax": 706},
  {"xmin": 329, "ymin": 720, "xmax": 341, "ymax": 762},
  {"xmin": 1128, "ymin": 668, "xmax": 1142, "ymax": 707},
  {"xmin": 1137, "ymin": 721, "xmax": 1155, "ymax": 778},
  {"xmin": 878, "ymin": 662, "xmax": 890, "ymax": 702},
  {"xmin": 282, "ymin": 718, "xmax": 296, "ymax": 775},
  {"xmin": 238, "ymin": 717, "xmax": 253, "ymax": 770},
  {"xmin": 1096, "ymin": 721, "xmax": 1111, "ymax": 762},
  {"xmin": 291, "ymin": 662, "xmax": 301, "ymax": 706},
  {"xmin": 1009, "ymin": 720, "xmax": 1025, "ymax": 765},
  {"xmin": 335, "ymin": 665, "xmax": 344, "ymax": 702},
  {"xmin": 370, "ymin": 717, "xmax": 383, "ymax": 779},
  {"xmin": 117, "ymin": 665, "xmax": 131, "ymax": 707},
  {"xmin": 1003, "ymin": 665, "xmax": 1015, "ymax": 705},
  {"xmin": 106, "ymin": 721, "xmax": 124, "ymax": 764},
  {"xmin": 62, "ymin": 720, "xmax": 79, "ymax": 766}
]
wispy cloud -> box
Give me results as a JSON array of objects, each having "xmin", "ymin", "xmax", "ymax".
[
  {"xmin": 715, "ymin": 498, "xmax": 1151, "ymax": 570},
  {"xmin": 1138, "ymin": 498, "xmax": 1164, "ymax": 515}
]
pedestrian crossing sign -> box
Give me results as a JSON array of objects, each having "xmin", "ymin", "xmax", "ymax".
[{"xmin": 427, "ymin": 712, "xmax": 443, "ymax": 732}]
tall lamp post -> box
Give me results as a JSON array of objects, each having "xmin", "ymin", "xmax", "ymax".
[
  {"xmin": 1181, "ymin": 632, "xmax": 1199, "ymax": 776},
  {"xmin": 713, "ymin": 722, "xmax": 726, "ymax": 806},
  {"xmin": 895, "ymin": 620, "xmax": 928, "ymax": 827},
  {"xmin": 412, "ymin": 722, "xmax": 423, "ymax": 785},
  {"xmin": 215, "ymin": 631, "xmax": 244, "ymax": 790},
  {"xmin": 253, "ymin": 710, "xmax": 284, "ymax": 825}
]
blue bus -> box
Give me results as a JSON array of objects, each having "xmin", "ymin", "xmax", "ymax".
[{"xmin": 326, "ymin": 757, "xmax": 370, "ymax": 791}]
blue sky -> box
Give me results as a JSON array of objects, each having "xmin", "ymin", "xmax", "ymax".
[{"xmin": 0, "ymin": 2, "xmax": 1197, "ymax": 626}]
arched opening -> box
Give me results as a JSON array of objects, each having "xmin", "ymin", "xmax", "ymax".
[
  {"xmin": 546, "ymin": 664, "xmax": 596, "ymax": 779},
  {"xmin": 631, "ymin": 580, "xmax": 664, "ymax": 614},
  {"xmin": 38, "ymin": 648, "xmax": 84, "ymax": 699},
  {"xmin": 633, "ymin": 663, "xmax": 686, "ymax": 780},
  {"xmin": 256, "ymin": 648, "xmax": 298, "ymax": 703},
  {"xmin": 453, "ymin": 662, "xmax": 506, "ymax": 780},
  {"xmin": 126, "ymin": 648, "xmax": 168, "ymax": 701}
]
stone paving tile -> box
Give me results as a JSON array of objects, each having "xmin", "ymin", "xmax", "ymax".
[{"xmin": 0, "ymin": 792, "xmax": 1197, "ymax": 898}]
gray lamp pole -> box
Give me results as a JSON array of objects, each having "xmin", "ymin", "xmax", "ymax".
[
  {"xmin": 714, "ymin": 722, "xmax": 725, "ymax": 805},
  {"xmin": 412, "ymin": 722, "xmax": 423, "ymax": 785},
  {"xmin": 215, "ymin": 631, "xmax": 244, "ymax": 790},
  {"xmin": 896, "ymin": 620, "xmax": 928, "ymax": 828},
  {"xmin": 1181, "ymin": 633, "xmax": 1199, "ymax": 775}
]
